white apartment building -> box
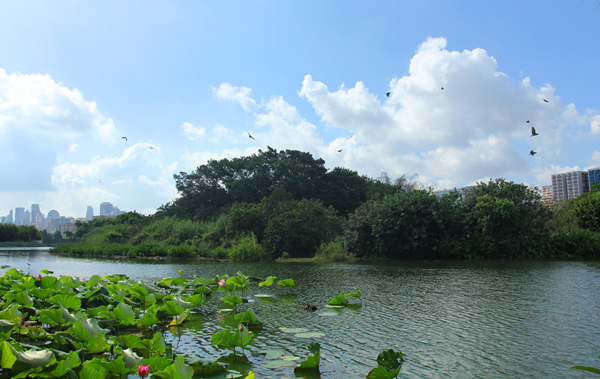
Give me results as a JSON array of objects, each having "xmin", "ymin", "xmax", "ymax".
[
  {"xmin": 551, "ymin": 170, "xmax": 589, "ymax": 203},
  {"xmin": 542, "ymin": 185, "xmax": 553, "ymax": 205}
]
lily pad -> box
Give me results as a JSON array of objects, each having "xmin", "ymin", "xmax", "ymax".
[
  {"xmin": 261, "ymin": 360, "xmax": 296, "ymax": 369},
  {"xmin": 281, "ymin": 356, "xmax": 300, "ymax": 361},
  {"xmin": 279, "ymin": 327, "xmax": 309, "ymax": 334},
  {"xmin": 318, "ymin": 312, "xmax": 339, "ymax": 317},
  {"xmin": 254, "ymin": 294, "xmax": 273, "ymax": 298},
  {"xmin": 258, "ymin": 349, "xmax": 286, "ymax": 360},
  {"xmin": 325, "ymin": 305, "xmax": 345, "ymax": 308},
  {"xmin": 294, "ymin": 332, "xmax": 326, "ymax": 338}
]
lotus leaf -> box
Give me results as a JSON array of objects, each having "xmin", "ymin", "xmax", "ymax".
[
  {"xmin": 571, "ymin": 366, "xmax": 600, "ymax": 374},
  {"xmin": 222, "ymin": 295, "xmax": 244, "ymax": 306},
  {"xmin": 136, "ymin": 308, "xmax": 159, "ymax": 327},
  {"xmin": 169, "ymin": 311, "xmax": 189, "ymax": 326},
  {"xmin": 30, "ymin": 288, "xmax": 54, "ymax": 300},
  {"xmin": 90, "ymin": 355, "xmax": 129, "ymax": 375},
  {"xmin": 234, "ymin": 309, "xmax": 261, "ymax": 326},
  {"xmin": 258, "ymin": 276, "xmax": 277, "ymax": 287},
  {"xmin": 0, "ymin": 320, "xmax": 15, "ymax": 335},
  {"xmin": 282, "ymin": 355, "xmax": 301, "ymax": 361},
  {"xmin": 50, "ymin": 350, "xmax": 81, "ymax": 377},
  {"xmin": 244, "ymin": 371, "xmax": 256, "ymax": 379},
  {"xmin": 14, "ymin": 290, "xmax": 34, "ymax": 308},
  {"xmin": 160, "ymin": 300, "xmax": 186, "ymax": 316},
  {"xmin": 294, "ymin": 332, "xmax": 326, "ymax": 338},
  {"xmin": 328, "ymin": 291, "xmax": 349, "ymax": 306},
  {"xmin": 194, "ymin": 284, "xmax": 212, "ymax": 295},
  {"xmin": 123, "ymin": 348, "xmax": 144, "ymax": 368},
  {"xmin": 143, "ymin": 356, "xmax": 173, "ymax": 372},
  {"xmin": 66, "ymin": 316, "xmax": 107, "ymax": 343},
  {"xmin": 154, "ymin": 356, "xmax": 194, "ymax": 379},
  {"xmin": 346, "ymin": 286, "xmax": 361, "ymax": 298},
  {"xmin": 40, "ymin": 276, "xmax": 60, "ymax": 290},
  {"xmin": 253, "ymin": 294, "xmax": 273, "ymax": 298},
  {"xmin": 279, "ymin": 327, "xmax": 309, "ymax": 334},
  {"xmin": 12, "ymin": 349, "xmax": 55, "ymax": 375},
  {"xmin": 111, "ymin": 335, "xmax": 146, "ymax": 349},
  {"xmin": 277, "ymin": 278, "xmax": 296, "ymax": 287},
  {"xmin": 295, "ymin": 342, "xmax": 320, "ymax": 370},
  {"xmin": 103, "ymin": 274, "xmax": 129, "ymax": 283},
  {"xmin": 261, "ymin": 359, "xmax": 296, "ymax": 368},
  {"xmin": 211, "ymin": 325, "xmax": 253, "ymax": 351},
  {"xmin": 151, "ymin": 332, "xmax": 167, "ymax": 354},
  {"xmin": 173, "ymin": 296, "xmax": 192, "ymax": 310},
  {"xmin": 259, "ymin": 349, "xmax": 286, "ymax": 359},
  {"xmin": 0, "ymin": 341, "xmax": 18, "ymax": 369},
  {"xmin": 366, "ymin": 349, "xmax": 404, "ymax": 379},
  {"xmin": 185, "ymin": 357, "xmax": 227, "ymax": 375},
  {"xmin": 194, "ymin": 276, "xmax": 216, "ymax": 286},
  {"xmin": 48, "ymin": 293, "xmax": 81, "ymax": 310},
  {"xmin": 78, "ymin": 361, "xmax": 108, "ymax": 379}
]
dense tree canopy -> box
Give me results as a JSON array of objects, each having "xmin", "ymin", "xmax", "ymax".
[{"xmin": 159, "ymin": 147, "xmax": 371, "ymax": 220}]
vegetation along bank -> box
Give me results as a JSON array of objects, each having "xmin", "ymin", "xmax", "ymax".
[{"xmin": 46, "ymin": 148, "xmax": 600, "ymax": 261}]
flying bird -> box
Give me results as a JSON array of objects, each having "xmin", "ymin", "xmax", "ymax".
[
  {"xmin": 526, "ymin": 120, "xmax": 530, "ymax": 123},
  {"xmin": 148, "ymin": 146, "xmax": 157, "ymax": 150},
  {"xmin": 386, "ymin": 92, "xmax": 391, "ymax": 97},
  {"xmin": 122, "ymin": 137, "xmax": 127, "ymax": 141},
  {"xmin": 337, "ymin": 149, "xmax": 342, "ymax": 153},
  {"xmin": 245, "ymin": 129, "xmax": 256, "ymax": 140},
  {"xmin": 99, "ymin": 179, "xmax": 103, "ymax": 183},
  {"xmin": 531, "ymin": 127, "xmax": 539, "ymax": 137},
  {"xmin": 529, "ymin": 150, "xmax": 537, "ymax": 156},
  {"xmin": 441, "ymin": 87, "xmax": 444, "ymax": 90},
  {"xmin": 543, "ymin": 99, "xmax": 549, "ymax": 103}
]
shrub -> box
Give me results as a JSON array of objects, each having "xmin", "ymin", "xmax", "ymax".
[
  {"xmin": 315, "ymin": 238, "xmax": 352, "ymax": 262},
  {"xmin": 226, "ymin": 234, "xmax": 270, "ymax": 261},
  {"xmin": 167, "ymin": 245, "xmax": 195, "ymax": 258},
  {"xmin": 133, "ymin": 242, "xmax": 167, "ymax": 257}
]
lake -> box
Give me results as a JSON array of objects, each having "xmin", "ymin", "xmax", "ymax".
[{"xmin": 1, "ymin": 248, "xmax": 599, "ymax": 378}]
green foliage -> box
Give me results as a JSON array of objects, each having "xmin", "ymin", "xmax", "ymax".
[
  {"xmin": 366, "ymin": 349, "xmax": 404, "ymax": 379},
  {"xmin": 295, "ymin": 342, "xmax": 321, "ymax": 370},
  {"xmin": 0, "ymin": 224, "xmax": 41, "ymax": 242},
  {"xmin": 573, "ymin": 189, "xmax": 600, "ymax": 232},
  {"xmin": 315, "ymin": 237, "xmax": 353, "ymax": 261},
  {"xmin": 226, "ymin": 234, "xmax": 270, "ymax": 261},
  {"xmin": 328, "ymin": 291, "xmax": 349, "ymax": 306}
]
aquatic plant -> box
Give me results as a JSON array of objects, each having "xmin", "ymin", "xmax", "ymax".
[
  {"xmin": 366, "ymin": 349, "xmax": 404, "ymax": 379},
  {"xmin": 294, "ymin": 342, "xmax": 321, "ymax": 372}
]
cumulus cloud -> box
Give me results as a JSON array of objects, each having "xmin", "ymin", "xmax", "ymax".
[
  {"xmin": 0, "ymin": 69, "xmax": 118, "ymax": 141},
  {"xmin": 180, "ymin": 122, "xmax": 205, "ymax": 140},
  {"xmin": 69, "ymin": 143, "xmax": 78, "ymax": 152},
  {"xmin": 213, "ymin": 83, "xmax": 256, "ymax": 112}
]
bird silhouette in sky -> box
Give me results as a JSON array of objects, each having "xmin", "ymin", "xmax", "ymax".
[
  {"xmin": 122, "ymin": 137, "xmax": 127, "ymax": 141},
  {"xmin": 531, "ymin": 127, "xmax": 539, "ymax": 137},
  {"xmin": 148, "ymin": 146, "xmax": 157, "ymax": 150},
  {"xmin": 543, "ymin": 99, "xmax": 549, "ymax": 103},
  {"xmin": 245, "ymin": 129, "xmax": 256, "ymax": 140},
  {"xmin": 526, "ymin": 120, "xmax": 530, "ymax": 123},
  {"xmin": 337, "ymin": 149, "xmax": 342, "ymax": 153},
  {"xmin": 386, "ymin": 92, "xmax": 391, "ymax": 97},
  {"xmin": 529, "ymin": 150, "xmax": 537, "ymax": 156},
  {"xmin": 441, "ymin": 87, "xmax": 444, "ymax": 90},
  {"xmin": 99, "ymin": 179, "xmax": 103, "ymax": 183}
]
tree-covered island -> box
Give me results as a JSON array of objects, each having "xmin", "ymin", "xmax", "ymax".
[{"xmin": 52, "ymin": 147, "xmax": 600, "ymax": 261}]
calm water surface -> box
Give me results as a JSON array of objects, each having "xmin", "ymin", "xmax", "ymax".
[{"xmin": 1, "ymin": 248, "xmax": 599, "ymax": 379}]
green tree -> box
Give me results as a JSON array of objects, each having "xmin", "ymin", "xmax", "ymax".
[
  {"xmin": 159, "ymin": 148, "xmax": 370, "ymax": 220},
  {"xmin": 572, "ymin": 186, "xmax": 600, "ymax": 232},
  {"xmin": 53, "ymin": 230, "xmax": 62, "ymax": 240}
]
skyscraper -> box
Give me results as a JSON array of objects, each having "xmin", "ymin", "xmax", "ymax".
[
  {"xmin": 23, "ymin": 210, "xmax": 30, "ymax": 224},
  {"xmin": 31, "ymin": 204, "xmax": 41, "ymax": 224},
  {"xmin": 100, "ymin": 202, "xmax": 113, "ymax": 216},
  {"xmin": 6, "ymin": 210, "xmax": 13, "ymax": 224},
  {"xmin": 14, "ymin": 208, "xmax": 24, "ymax": 226},
  {"xmin": 86, "ymin": 206, "xmax": 94, "ymax": 219},
  {"xmin": 551, "ymin": 170, "xmax": 590, "ymax": 203}
]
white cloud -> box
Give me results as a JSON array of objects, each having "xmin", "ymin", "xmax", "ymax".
[
  {"xmin": 180, "ymin": 122, "xmax": 205, "ymax": 140},
  {"xmin": 69, "ymin": 143, "xmax": 78, "ymax": 152},
  {"xmin": 213, "ymin": 83, "xmax": 256, "ymax": 112},
  {"xmin": 0, "ymin": 69, "xmax": 118, "ymax": 142}
]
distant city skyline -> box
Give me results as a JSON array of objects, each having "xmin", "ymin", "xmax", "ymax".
[{"xmin": 1, "ymin": 202, "xmax": 125, "ymax": 226}]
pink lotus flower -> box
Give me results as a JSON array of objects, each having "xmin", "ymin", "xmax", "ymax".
[
  {"xmin": 218, "ymin": 279, "xmax": 226, "ymax": 287},
  {"xmin": 37, "ymin": 274, "xmax": 42, "ymax": 281},
  {"xmin": 138, "ymin": 365, "xmax": 149, "ymax": 378}
]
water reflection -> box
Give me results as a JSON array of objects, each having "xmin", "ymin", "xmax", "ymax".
[{"xmin": 1, "ymin": 249, "xmax": 599, "ymax": 378}]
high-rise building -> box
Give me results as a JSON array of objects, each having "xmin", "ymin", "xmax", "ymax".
[
  {"xmin": 588, "ymin": 167, "xmax": 600, "ymax": 190},
  {"xmin": 31, "ymin": 204, "xmax": 41, "ymax": 224},
  {"xmin": 86, "ymin": 206, "xmax": 94, "ymax": 219},
  {"xmin": 14, "ymin": 207, "xmax": 24, "ymax": 226},
  {"xmin": 0, "ymin": 216, "xmax": 5, "ymax": 224},
  {"xmin": 551, "ymin": 170, "xmax": 589, "ymax": 203},
  {"xmin": 542, "ymin": 185, "xmax": 554, "ymax": 206},
  {"xmin": 100, "ymin": 202, "xmax": 113, "ymax": 216},
  {"xmin": 47, "ymin": 210, "xmax": 60, "ymax": 221},
  {"xmin": 22, "ymin": 210, "xmax": 30, "ymax": 224},
  {"xmin": 6, "ymin": 210, "xmax": 13, "ymax": 224}
]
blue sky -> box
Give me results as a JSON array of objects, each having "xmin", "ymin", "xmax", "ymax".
[{"xmin": 1, "ymin": 1, "xmax": 600, "ymax": 217}]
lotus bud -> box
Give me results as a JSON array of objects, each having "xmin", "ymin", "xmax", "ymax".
[
  {"xmin": 37, "ymin": 274, "xmax": 42, "ymax": 281},
  {"xmin": 138, "ymin": 365, "xmax": 149, "ymax": 378}
]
